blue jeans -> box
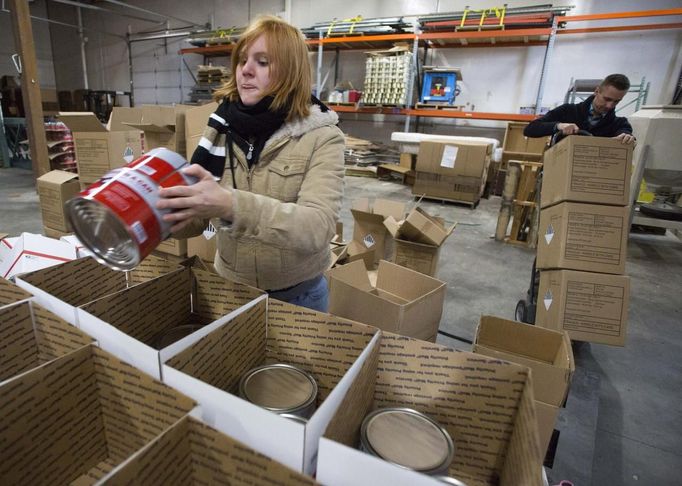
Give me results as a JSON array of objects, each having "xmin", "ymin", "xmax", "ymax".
[{"xmin": 272, "ymin": 275, "xmax": 328, "ymax": 312}]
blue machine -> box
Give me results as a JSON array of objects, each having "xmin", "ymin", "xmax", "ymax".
[{"xmin": 420, "ymin": 68, "xmax": 460, "ymax": 105}]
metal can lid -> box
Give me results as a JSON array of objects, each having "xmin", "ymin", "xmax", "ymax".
[
  {"xmin": 360, "ymin": 407, "xmax": 454, "ymax": 473},
  {"xmin": 434, "ymin": 476, "xmax": 469, "ymax": 486},
  {"xmin": 278, "ymin": 413, "xmax": 308, "ymax": 425},
  {"xmin": 239, "ymin": 364, "xmax": 317, "ymax": 412},
  {"xmin": 66, "ymin": 197, "xmax": 141, "ymax": 271}
]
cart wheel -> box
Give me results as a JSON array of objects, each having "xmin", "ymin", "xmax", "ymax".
[{"xmin": 515, "ymin": 300, "xmax": 528, "ymax": 323}]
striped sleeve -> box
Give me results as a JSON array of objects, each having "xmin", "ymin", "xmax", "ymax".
[{"xmin": 190, "ymin": 104, "xmax": 228, "ymax": 177}]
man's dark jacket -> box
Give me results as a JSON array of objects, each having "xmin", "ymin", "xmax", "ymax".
[{"xmin": 523, "ymin": 95, "xmax": 633, "ymax": 138}]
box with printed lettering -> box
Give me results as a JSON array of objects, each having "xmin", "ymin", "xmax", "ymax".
[
  {"xmin": 317, "ymin": 332, "xmax": 543, "ymax": 486},
  {"xmin": 0, "ymin": 300, "xmax": 93, "ymax": 385},
  {"xmin": 162, "ymin": 298, "xmax": 380, "ymax": 474},
  {"xmin": 0, "ymin": 345, "xmax": 195, "ymax": 484}
]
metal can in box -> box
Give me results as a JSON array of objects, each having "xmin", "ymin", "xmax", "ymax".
[
  {"xmin": 66, "ymin": 148, "xmax": 196, "ymax": 271},
  {"xmin": 360, "ymin": 407, "xmax": 455, "ymax": 476},
  {"xmin": 238, "ymin": 363, "xmax": 318, "ymax": 419}
]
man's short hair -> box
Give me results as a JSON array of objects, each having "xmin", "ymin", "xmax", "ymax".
[{"xmin": 601, "ymin": 74, "xmax": 630, "ymax": 91}]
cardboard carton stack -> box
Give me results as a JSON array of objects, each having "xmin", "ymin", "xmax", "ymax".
[
  {"xmin": 412, "ymin": 140, "xmax": 493, "ymax": 206},
  {"xmin": 535, "ymin": 136, "xmax": 633, "ymax": 346},
  {"xmin": 473, "ymin": 316, "xmax": 575, "ymax": 455}
]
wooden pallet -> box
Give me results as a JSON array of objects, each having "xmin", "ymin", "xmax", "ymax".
[
  {"xmin": 413, "ymin": 194, "xmax": 479, "ymax": 209},
  {"xmin": 414, "ymin": 103, "xmax": 464, "ymax": 111},
  {"xmin": 495, "ymin": 160, "xmax": 542, "ymax": 247}
]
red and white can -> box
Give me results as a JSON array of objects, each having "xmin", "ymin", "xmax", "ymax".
[{"xmin": 66, "ymin": 148, "xmax": 196, "ymax": 270}]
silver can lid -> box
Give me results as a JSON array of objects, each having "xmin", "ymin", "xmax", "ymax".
[
  {"xmin": 239, "ymin": 363, "xmax": 317, "ymax": 413},
  {"xmin": 434, "ymin": 476, "xmax": 469, "ymax": 486},
  {"xmin": 360, "ymin": 407, "xmax": 455, "ymax": 474},
  {"xmin": 66, "ymin": 197, "xmax": 141, "ymax": 271}
]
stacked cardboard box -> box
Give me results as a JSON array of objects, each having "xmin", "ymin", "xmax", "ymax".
[
  {"xmin": 473, "ymin": 316, "xmax": 574, "ymax": 454},
  {"xmin": 412, "ymin": 140, "xmax": 493, "ymax": 205},
  {"xmin": 535, "ymin": 136, "xmax": 633, "ymax": 346}
]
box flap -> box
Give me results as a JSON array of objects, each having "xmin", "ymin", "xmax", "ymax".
[
  {"xmin": 37, "ymin": 170, "xmax": 79, "ymax": 185},
  {"xmin": 383, "ymin": 216, "xmax": 401, "ymax": 239},
  {"xmin": 107, "ymin": 107, "xmax": 145, "ymax": 132},
  {"xmin": 375, "ymin": 260, "xmax": 445, "ymax": 301},
  {"xmin": 326, "ymin": 259, "xmax": 373, "ymax": 292},
  {"xmin": 123, "ymin": 122, "xmax": 175, "ymax": 134},
  {"xmin": 373, "ymin": 199, "xmax": 406, "ymax": 220},
  {"xmin": 58, "ymin": 112, "xmax": 107, "ymax": 132}
]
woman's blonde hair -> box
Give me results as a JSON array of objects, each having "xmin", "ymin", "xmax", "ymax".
[{"xmin": 213, "ymin": 15, "xmax": 311, "ymax": 121}]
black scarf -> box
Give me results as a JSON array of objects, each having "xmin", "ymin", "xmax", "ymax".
[{"xmin": 223, "ymin": 96, "xmax": 288, "ymax": 167}]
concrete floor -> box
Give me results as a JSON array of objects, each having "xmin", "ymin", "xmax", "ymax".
[{"xmin": 2, "ymin": 166, "xmax": 681, "ymax": 485}]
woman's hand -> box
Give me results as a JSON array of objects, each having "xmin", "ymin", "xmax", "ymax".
[{"xmin": 157, "ymin": 164, "xmax": 234, "ymax": 233}]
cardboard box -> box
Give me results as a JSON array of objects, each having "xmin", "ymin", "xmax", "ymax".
[
  {"xmin": 541, "ymin": 136, "xmax": 633, "ymax": 208},
  {"xmin": 74, "ymin": 266, "xmax": 265, "ymax": 379},
  {"xmin": 107, "ymin": 106, "xmax": 145, "ymax": 132},
  {"xmin": 536, "ymin": 269, "xmax": 630, "ymax": 346},
  {"xmin": 187, "ymin": 223, "xmax": 217, "ymax": 263},
  {"xmin": 59, "ymin": 234, "xmax": 94, "ymax": 258},
  {"xmin": 317, "ymin": 332, "xmax": 543, "ymax": 486},
  {"xmin": 162, "ymin": 298, "xmax": 379, "ymax": 473},
  {"xmin": 15, "ymin": 254, "xmax": 182, "ymax": 325},
  {"xmin": 537, "ymin": 202, "xmax": 629, "ymax": 274},
  {"xmin": 156, "ymin": 237, "xmax": 188, "ymax": 257},
  {"xmin": 100, "ymin": 416, "xmax": 318, "ymax": 485},
  {"xmin": 185, "ymin": 101, "xmax": 218, "ymax": 160},
  {"xmin": 502, "ymin": 122, "xmax": 549, "ymax": 155},
  {"xmin": 535, "ymin": 400, "xmax": 560, "ymax": 455},
  {"xmin": 0, "ymin": 233, "xmax": 77, "ymax": 280},
  {"xmin": 42, "ymin": 226, "xmax": 70, "ymax": 239},
  {"xmin": 58, "ymin": 112, "xmax": 143, "ymax": 184},
  {"xmin": 385, "ymin": 206, "xmax": 456, "ymax": 247},
  {"xmin": 412, "ymin": 171, "xmax": 486, "ymax": 203},
  {"xmin": 400, "ymin": 152, "xmax": 416, "ymax": 170},
  {"xmin": 417, "ymin": 140, "xmax": 491, "ymax": 178},
  {"xmin": 327, "ymin": 260, "xmax": 446, "ymax": 342},
  {"xmin": 0, "ymin": 300, "xmax": 94, "ymax": 384},
  {"xmin": 0, "ymin": 277, "xmax": 33, "ymax": 309},
  {"xmin": 125, "ymin": 104, "xmax": 191, "ymax": 157},
  {"xmin": 351, "ymin": 198, "xmax": 407, "ymax": 266},
  {"xmin": 472, "ymin": 315, "xmax": 574, "ymax": 407},
  {"xmin": 392, "ymin": 238, "xmax": 441, "ymax": 276},
  {"xmin": 36, "ymin": 170, "xmax": 80, "ymax": 232},
  {"xmin": 0, "ymin": 344, "xmax": 195, "ymax": 484}
]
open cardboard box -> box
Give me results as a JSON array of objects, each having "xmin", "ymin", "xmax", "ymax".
[
  {"xmin": 99, "ymin": 415, "xmax": 318, "ymax": 485},
  {"xmin": 15, "ymin": 254, "xmax": 183, "ymax": 326},
  {"xmin": 0, "ymin": 344, "xmax": 195, "ymax": 484},
  {"xmin": 0, "ymin": 232, "xmax": 77, "ymax": 280},
  {"xmin": 351, "ymin": 198, "xmax": 407, "ymax": 267},
  {"xmin": 184, "ymin": 102, "xmax": 218, "ymax": 159},
  {"xmin": 0, "ymin": 300, "xmax": 94, "ymax": 385},
  {"xmin": 317, "ymin": 332, "xmax": 543, "ymax": 486},
  {"xmin": 472, "ymin": 316, "xmax": 574, "ymax": 407},
  {"xmin": 0, "ymin": 277, "xmax": 33, "ymax": 309},
  {"xmin": 161, "ymin": 298, "xmax": 380, "ymax": 474},
  {"xmin": 124, "ymin": 104, "xmax": 190, "ymax": 157},
  {"xmin": 75, "ymin": 266, "xmax": 265, "ymax": 380},
  {"xmin": 58, "ymin": 112, "xmax": 143, "ymax": 184},
  {"xmin": 327, "ymin": 259, "xmax": 446, "ymax": 342}
]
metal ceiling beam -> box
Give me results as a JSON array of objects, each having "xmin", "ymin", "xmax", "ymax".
[
  {"xmin": 50, "ymin": 0, "xmax": 165, "ymax": 24},
  {"xmin": 98, "ymin": 0, "xmax": 204, "ymax": 28}
]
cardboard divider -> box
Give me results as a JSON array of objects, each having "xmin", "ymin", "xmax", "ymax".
[
  {"xmin": 0, "ymin": 300, "xmax": 94, "ymax": 384},
  {"xmin": 327, "ymin": 260, "xmax": 446, "ymax": 342},
  {"xmin": 15, "ymin": 255, "xmax": 182, "ymax": 325},
  {"xmin": 75, "ymin": 267, "xmax": 265, "ymax": 379},
  {"xmin": 0, "ymin": 277, "xmax": 33, "ymax": 309},
  {"xmin": 100, "ymin": 415, "xmax": 319, "ymax": 485},
  {"xmin": 161, "ymin": 298, "xmax": 379, "ymax": 474},
  {"xmin": 0, "ymin": 345, "xmax": 195, "ymax": 484},
  {"xmin": 317, "ymin": 332, "xmax": 543, "ymax": 486}
]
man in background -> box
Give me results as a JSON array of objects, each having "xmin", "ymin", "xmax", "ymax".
[{"xmin": 524, "ymin": 73, "xmax": 636, "ymax": 144}]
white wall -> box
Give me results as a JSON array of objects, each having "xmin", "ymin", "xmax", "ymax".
[{"xmin": 2, "ymin": 0, "xmax": 681, "ymax": 142}]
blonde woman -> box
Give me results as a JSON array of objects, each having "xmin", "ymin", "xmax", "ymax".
[{"xmin": 158, "ymin": 15, "xmax": 344, "ymax": 311}]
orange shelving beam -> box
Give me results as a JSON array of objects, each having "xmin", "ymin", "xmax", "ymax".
[
  {"xmin": 557, "ymin": 8, "xmax": 682, "ymax": 23},
  {"xmin": 330, "ymin": 104, "xmax": 537, "ymax": 122},
  {"xmin": 559, "ymin": 22, "xmax": 682, "ymax": 35}
]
